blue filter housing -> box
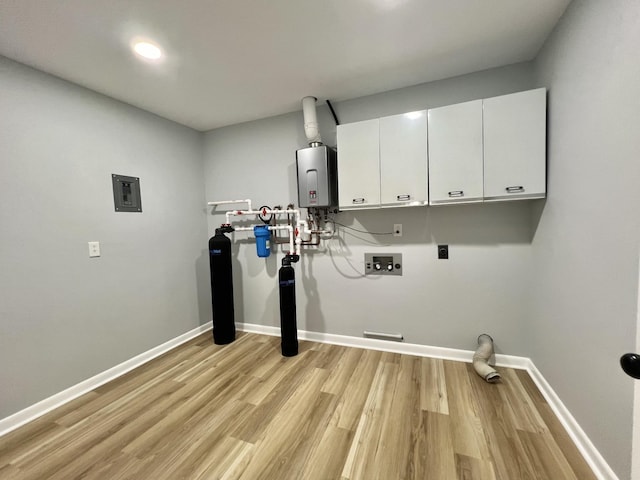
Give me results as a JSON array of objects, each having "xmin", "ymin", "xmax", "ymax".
[{"xmin": 254, "ymin": 225, "xmax": 271, "ymax": 257}]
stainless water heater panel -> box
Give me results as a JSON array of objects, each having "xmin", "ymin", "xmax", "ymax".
[{"xmin": 296, "ymin": 146, "xmax": 337, "ymax": 208}]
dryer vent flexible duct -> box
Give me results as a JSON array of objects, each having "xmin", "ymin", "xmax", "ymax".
[
  {"xmin": 473, "ymin": 334, "xmax": 501, "ymax": 383},
  {"xmin": 302, "ymin": 96, "xmax": 322, "ymax": 146}
]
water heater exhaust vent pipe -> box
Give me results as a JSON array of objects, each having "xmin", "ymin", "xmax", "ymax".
[
  {"xmin": 302, "ymin": 96, "xmax": 322, "ymax": 146},
  {"xmin": 473, "ymin": 334, "xmax": 501, "ymax": 383}
]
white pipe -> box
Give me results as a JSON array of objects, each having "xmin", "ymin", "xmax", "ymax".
[
  {"xmin": 473, "ymin": 334, "xmax": 501, "ymax": 383},
  {"xmin": 208, "ymin": 199, "xmax": 252, "ymax": 211},
  {"xmin": 302, "ymin": 96, "xmax": 321, "ymax": 145},
  {"xmin": 274, "ymin": 224, "xmax": 296, "ymax": 257},
  {"xmin": 210, "ymin": 199, "xmax": 304, "ymax": 255},
  {"xmin": 225, "ymin": 208, "xmax": 301, "ymax": 226},
  {"xmin": 297, "ymin": 219, "xmax": 312, "ymax": 242},
  {"xmin": 226, "ymin": 208, "xmax": 300, "ymax": 217},
  {"xmin": 295, "ymin": 234, "xmax": 302, "ymax": 254}
]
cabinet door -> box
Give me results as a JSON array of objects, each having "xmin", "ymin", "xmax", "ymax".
[
  {"xmin": 337, "ymin": 119, "xmax": 380, "ymax": 209},
  {"xmin": 483, "ymin": 88, "xmax": 546, "ymax": 201},
  {"xmin": 427, "ymin": 100, "xmax": 483, "ymax": 205},
  {"xmin": 379, "ymin": 111, "xmax": 427, "ymax": 207}
]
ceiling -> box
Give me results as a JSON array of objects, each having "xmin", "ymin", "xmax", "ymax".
[{"xmin": 0, "ymin": 0, "xmax": 571, "ymax": 131}]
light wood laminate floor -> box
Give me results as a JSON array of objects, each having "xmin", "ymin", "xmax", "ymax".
[{"xmin": 0, "ymin": 332, "xmax": 596, "ymax": 479}]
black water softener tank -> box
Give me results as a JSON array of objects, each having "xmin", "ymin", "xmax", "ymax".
[
  {"xmin": 279, "ymin": 256, "xmax": 299, "ymax": 356},
  {"xmin": 208, "ymin": 228, "xmax": 236, "ymax": 345}
]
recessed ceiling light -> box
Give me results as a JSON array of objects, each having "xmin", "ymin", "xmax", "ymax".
[
  {"xmin": 132, "ymin": 41, "xmax": 162, "ymax": 60},
  {"xmin": 405, "ymin": 111, "xmax": 424, "ymax": 120}
]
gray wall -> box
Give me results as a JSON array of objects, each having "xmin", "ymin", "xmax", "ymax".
[
  {"xmin": 3, "ymin": 4, "xmax": 637, "ymax": 475},
  {"xmin": 531, "ymin": 1, "xmax": 640, "ymax": 478},
  {"xmin": 0, "ymin": 56, "xmax": 210, "ymax": 419},
  {"xmin": 203, "ymin": 63, "xmax": 538, "ymax": 355}
]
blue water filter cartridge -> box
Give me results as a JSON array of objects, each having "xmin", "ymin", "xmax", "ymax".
[{"xmin": 254, "ymin": 225, "xmax": 271, "ymax": 258}]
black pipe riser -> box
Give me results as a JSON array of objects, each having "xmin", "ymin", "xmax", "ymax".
[
  {"xmin": 209, "ymin": 232, "xmax": 236, "ymax": 345},
  {"xmin": 279, "ymin": 264, "xmax": 298, "ymax": 357}
]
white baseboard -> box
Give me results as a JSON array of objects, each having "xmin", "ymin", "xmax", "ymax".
[
  {"xmin": 237, "ymin": 322, "xmax": 616, "ymax": 480},
  {"xmin": 0, "ymin": 323, "xmax": 212, "ymax": 438},
  {"xmin": 0, "ymin": 321, "xmax": 617, "ymax": 480},
  {"xmin": 236, "ymin": 322, "xmax": 527, "ymax": 369},
  {"xmin": 525, "ymin": 361, "xmax": 619, "ymax": 480}
]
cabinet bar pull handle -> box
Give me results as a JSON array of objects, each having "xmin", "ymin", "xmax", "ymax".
[
  {"xmin": 448, "ymin": 191, "xmax": 464, "ymax": 197},
  {"xmin": 506, "ymin": 186, "xmax": 524, "ymax": 193},
  {"xmin": 396, "ymin": 194, "xmax": 411, "ymax": 201},
  {"xmin": 352, "ymin": 198, "xmax": 365, "ymax": 204}
]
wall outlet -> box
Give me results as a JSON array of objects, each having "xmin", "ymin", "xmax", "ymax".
[
  {"xmin": 88, "ymin": 241, "xmax": 101, "ymax": 258},
  {"xmin": 438, "ymin": 245, "xmax": 448, "ymax": 259},
  {"xmin": 393, "ymin": 224, "xmax": 403, "ymax": 237}
]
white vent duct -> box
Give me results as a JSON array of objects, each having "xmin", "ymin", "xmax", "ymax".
[{"xmin": 302, "ymin": 96, "xmax": 322, "ymax": 146}]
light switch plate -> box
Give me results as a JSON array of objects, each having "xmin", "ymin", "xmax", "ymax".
[{"xmin": 88, "ymin": 241, "xmax": 100, "ymax": 258}]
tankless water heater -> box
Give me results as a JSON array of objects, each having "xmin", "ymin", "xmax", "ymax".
[{"xmin": 296, "ymin": 145, "xmax": 338, "ymax": 208}]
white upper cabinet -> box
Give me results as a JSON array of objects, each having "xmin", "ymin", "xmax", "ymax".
[
  {"xmin": 427, "ymin": 100, "xmax": 483, "ymax": 205},
  {"xmin": 379, "ymin": 111, "xmax": 428, "ymax": 207},
  {"xmin": 483, "ymin": 88, "xmax": 547, "ymax": 201},
  {"xmin": 336, "ymin": 88, "xmax": 546, "ymax": 210},
  {"xmin": 337, "ymin": 112, "xmax": 427, "ymax": 210},
  {"xmin": 337, "ymin": 118, "xmax": 380, "ymax": 209}
]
